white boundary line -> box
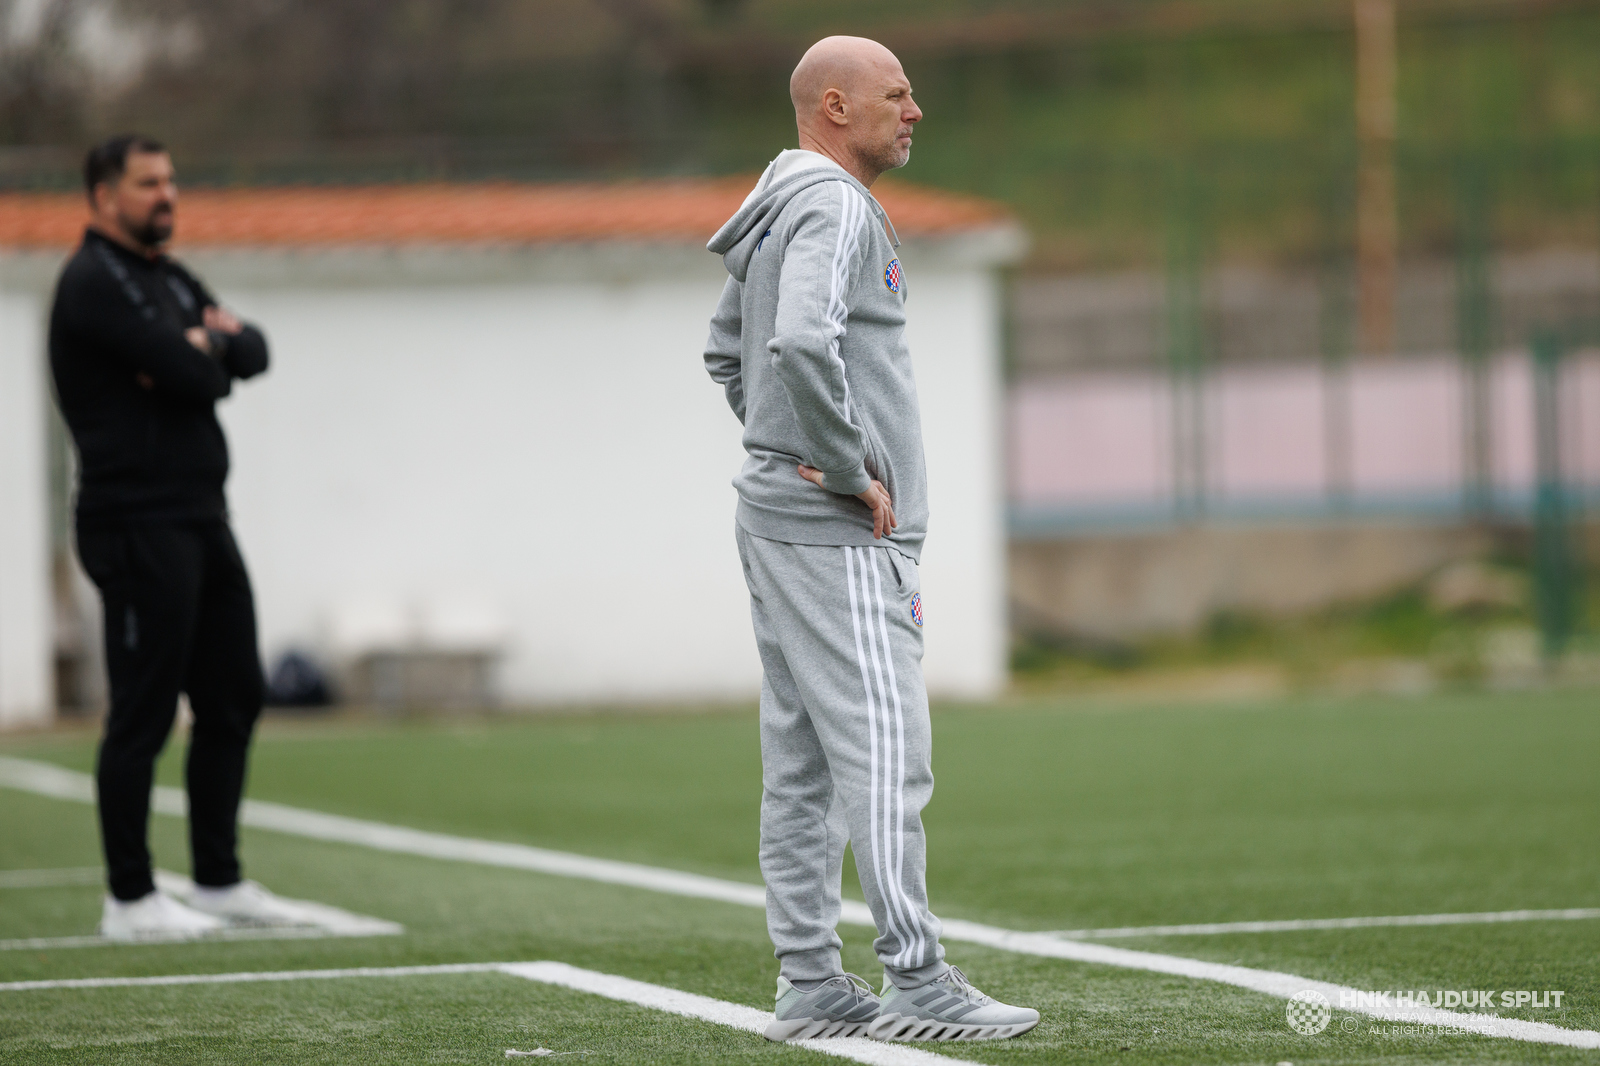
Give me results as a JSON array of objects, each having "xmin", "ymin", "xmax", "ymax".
[
  {"xmin": 152, "ymin": 868, "xmax": 403, "ymax": 938},
  {"xmin": 0, "ymin": 959, "xmax": 982, "ymax": 1066},
  {"xmin": 0, "ymin": 867, "xmax": 102, "ymax": 889},
  {"xmin": 0, "ymin": 926, "xmax": 399, "ymax": 952},
  {"xmin": 0, "ymin": 755, "xmax": 773, "ymax": 907},
  {"xmin": 934, "ymin": 920, "xmax": 1599, "ymax": 1048},
  {"xmin": 0, "ymin": 961, "xmax": 503, "ymax": 991},
  {"xmin": 500, "ymin": 961, "xmax": 977, "ymax": 1065},
  {"xmin": 4, "ymin": 755, "xmax": 1597, "ymax": 1050},
  {"xmin": 1053, "ymin": 909, "xmax": 1600, "ymax": 939}
]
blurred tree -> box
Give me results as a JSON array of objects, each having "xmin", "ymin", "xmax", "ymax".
[
  {"xmin": 2, "ymin": 0, "xmax": 1596, "ymax": 268},
  {"xmin": 0, "ymin": 0, "xmax": 90, "ymax": 145},
  {"xmin": 699, "ymin": 0, "xmax": 747, "ymax": 24}
]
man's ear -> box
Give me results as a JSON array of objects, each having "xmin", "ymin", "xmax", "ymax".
[{"xmin": 823, "ymin": 87, "xmax": 850, "ymax": 127}]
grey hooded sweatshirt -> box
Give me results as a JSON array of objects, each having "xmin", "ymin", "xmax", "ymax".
[{"xmin": 704, "ymin": 150, "xmax": 929, "ymax": 560}]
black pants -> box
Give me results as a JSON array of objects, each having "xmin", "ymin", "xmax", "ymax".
[{"xmin": 77, "ymin": 517, "xmax": 264, "ymax": 901}]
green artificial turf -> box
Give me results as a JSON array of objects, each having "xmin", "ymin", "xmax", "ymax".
[{"xmin": 2, "ymin": 688, "xmax": 1597, "ymax": 1064}]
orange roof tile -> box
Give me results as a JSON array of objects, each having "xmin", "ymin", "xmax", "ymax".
[{"xmin": 0, "ymin": 178, "xmax": 1013, "ymax": 250}]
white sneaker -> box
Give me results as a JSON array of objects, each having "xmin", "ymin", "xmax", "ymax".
[
  {"xmin": 869, "ymin": 966, "xmax": 1040, "ymax": 1041},
  {"xmin": 100, "ymin": 890, "xmax": 226, "ymax": 941},
  {"xmin": 764, "ymin": 974, "xmax": 881, "ymax": 1041},
  {"xmin": 186, "ymin": 880, "xmax": 318, "ymax": 927}
]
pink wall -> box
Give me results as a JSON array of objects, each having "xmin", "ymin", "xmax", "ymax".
[
  {"xmin": 1009, "ymin": 351, "xmax": 1600, "ymax": 515},
  {"xmin": 1214, "ymin": 364, "xmax": 1324, "ymax": 498},
  {"xmin": 1348, "ymin": 360, "xmax": 1462, "ymax": 495},
  {"xmin": 1491, "ymin": 356, "xmax": 1537, "ymax": 491},
  {"xmin": 1010, "ymin": 374, "xmax": 1168, "ymax": 505}
]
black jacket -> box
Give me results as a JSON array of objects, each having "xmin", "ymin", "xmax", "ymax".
[{"xmin": 49, "ymin": 228, "xmax": 269, "ymax": 525}]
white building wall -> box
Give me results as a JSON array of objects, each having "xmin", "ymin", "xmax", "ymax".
[
  {"xmin": 0, "ymin": 292, "xmax": 54, "ymax": 727},
  {"xmin": 0, "ymin": 232, "xmax": 1017, "ymax": 714},
  {"xmin": 212, "ymin": 242, "xmax": 1012, "ymax": 703},
  {"xmin": 904, "ymin": 269, "xmax": 1008, "ymax": 697},
  {"xmin": 219, "ymin": 276, "xmax": 761, "ymax": 702}
]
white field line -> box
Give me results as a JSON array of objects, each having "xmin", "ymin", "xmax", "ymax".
[
  {"xmin": 1053, "ymin": 909, "xmax": 1600, "ymax": 939},
  {"xmin": 500, "ymin": 961, "xmax": 980, "ymax": 1066},
  {"xmin": 0, "ymin": 926, "xmax": 399, "ymax": 952},
  {"xmin": 0, "ymin": 961, "xmax": 506, "ymax": 991},
  {"xmin": 151, "ymin": 869, "xmax": 403, "ymax": 938},
  {"xmin": 0, "ymin": 867, "xmax": 102, "ymax": 888},
  {"xmin": 935, "ymin": 920, "xmax": 1600, "ymax": 1049},
  {"xmin": 0, "ymin": 959, "xmax": 983, "ymax": 1066},
  {"xmin": 0, "ymin": 755, "xmax": 770, "ymax": 908},
  {"xmin": 3, "ymin": 755, "xmax": 1597, "ymax": 1050}
]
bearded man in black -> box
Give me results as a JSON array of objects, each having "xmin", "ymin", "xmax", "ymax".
[{"xmin": 50, "ymin": 135, "xmax": 305, "ymax": 938}]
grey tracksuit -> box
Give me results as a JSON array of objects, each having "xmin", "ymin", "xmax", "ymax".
[
  {"xmin": 705, "ymin": 150, "xmax": 928, "ymax": 561},
  {"xmin": 705, "ymin": 151, "xmax": 947, "ymax": 988}
]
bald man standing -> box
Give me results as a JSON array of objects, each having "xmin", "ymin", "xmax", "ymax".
[{"xmin": 704, "ymin": 37, "xmax": 1038, "ymax": 1043}]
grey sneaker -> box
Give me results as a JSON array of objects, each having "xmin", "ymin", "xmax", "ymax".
[
  {"xmin": 868, "ymin": 966, "xmax": 1040, "ymax": 1042},
  {"xmin": 763, "ymin": 973, "xmax": 881, "ymax": 1041}
]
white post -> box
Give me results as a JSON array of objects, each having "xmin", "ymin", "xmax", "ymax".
[{"xmin": 0, "ymin": 292, "xmax": 54, "ymax": 729}]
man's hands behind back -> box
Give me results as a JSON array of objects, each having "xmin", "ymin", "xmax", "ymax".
[{"xmin": 797, "ymin": 465, "xmax": 897, "ymax": 539}]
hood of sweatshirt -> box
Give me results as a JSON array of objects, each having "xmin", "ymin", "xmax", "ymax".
[{"xmin": 707, "ymin": 151, "xmax": 897, "ymax": 283}]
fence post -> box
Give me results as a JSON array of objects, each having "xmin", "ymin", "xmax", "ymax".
[
  {"xmin": 1530, "ymin": 331, "xmax": 1576, "ymax": 663},
  {"xmin": 1456, "ymin": 157, "xmax": 1495, "ymax": 519}
]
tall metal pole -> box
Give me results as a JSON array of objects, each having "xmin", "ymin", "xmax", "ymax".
[
  {"xmin": 1355, "ymin": 0, "xmax": 1398, "ymax": 357},
  {"xmin": 1456, "ymin": 160, "xmax": 1495, "ymax": 519},
  {"xmin": 1531, "ymin": 332, "xmax": 1575, "ymax": 663}
]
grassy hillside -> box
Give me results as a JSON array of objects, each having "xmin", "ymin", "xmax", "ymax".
[
  {"xmin": 691, "ymin": 4, "xmax": 1600, "ymax": 267},
  {"xmin": 9, "ymin": 1, "xmax": 1599, "ymax": 268}
]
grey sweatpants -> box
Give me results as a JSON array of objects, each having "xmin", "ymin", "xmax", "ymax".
[{"xmin": 736, "ymin": 525, "xmax": 948, "ymax": 989}]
